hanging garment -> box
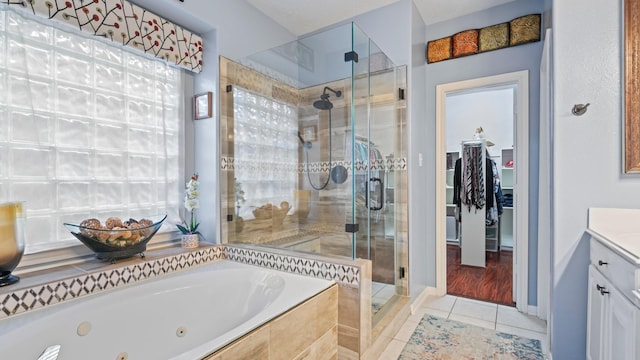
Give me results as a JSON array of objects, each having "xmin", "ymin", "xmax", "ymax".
[
  {"xmin": 486, "ymin": 159, "xmax": 504, "ymax": 226},
  {"xmin": 464, "ymin": 144, "xmax": 484, "ymax": 211},
  {"xmin": 453, "ymin": 147, "xmax": 494, "ymax": 214},
  {"xmin": 503, "ymin": 193, "xmax": 513, "ymax": 207}
]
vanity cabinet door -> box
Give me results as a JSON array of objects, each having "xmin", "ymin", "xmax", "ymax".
[
  {"xmin": 605, "ymin": 284, "xmax": 639, "ymax": 360},
  {"xmin": 587, "ymin": 265, "xmax": 608, "ymax": 360}
]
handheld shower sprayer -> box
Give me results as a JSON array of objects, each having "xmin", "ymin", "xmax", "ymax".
[
  {"xmin": 302, "ymin": 85, "xmax": 343, "ymax": 190},
  {"xmin": 293, "ymin": 130, "xmax": 312, "ymax": 149}
]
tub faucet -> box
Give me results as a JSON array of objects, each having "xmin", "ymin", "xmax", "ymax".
[{"xmin": 38, "ymin": 345, "xmax": 60, "ymax": 360}]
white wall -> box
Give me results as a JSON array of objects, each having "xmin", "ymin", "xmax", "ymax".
[
  {"xmin": 551, "ymin": 0, "xmax": 640, "ymax": 358},
  {"xmin": 409, "ymin": 0, "xmax": 428, "ymax": 299},
  {"xmin": 445, "ymin": 88, "xmax": 514, "ymax": 158}
]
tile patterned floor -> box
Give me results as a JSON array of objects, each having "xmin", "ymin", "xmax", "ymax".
[{"xmin": 378, "ymin": 295, "xmax": 548, "ymax": 359}]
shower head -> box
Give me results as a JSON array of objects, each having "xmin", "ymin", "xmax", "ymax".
[
  {"xmin": 313, "ymin": 98, "xmax": 333, "ymax": 110},
  {"xmin": 313, "ymin": 86, "xmax": 342, "ymax": 110}
]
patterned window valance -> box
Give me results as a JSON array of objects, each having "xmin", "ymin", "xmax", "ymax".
[{"xmin": 4, "ymin": 0, "xmax": 203, "ymax": 73}]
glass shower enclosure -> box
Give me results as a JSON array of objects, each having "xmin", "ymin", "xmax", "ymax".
[{"xmin": 219, "ymin": 22, "xmax": 408, "ymax": 318}]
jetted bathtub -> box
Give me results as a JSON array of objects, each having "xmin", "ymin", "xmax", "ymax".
[{"xmin": 0, "ymin": 260, "xmax": 334, "ymax": 360}]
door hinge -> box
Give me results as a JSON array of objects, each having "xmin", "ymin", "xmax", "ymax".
[
  {"xmin": 226, "ymin": 85, "xmax": 232, "ymax": 93},
  {"xmin": 227, "ymin": 214, "xmax": 233, "ymax": 222},
  {"xmin": 345, "ymin": 223, "xmax": 359, "ymax": 233},
  {"xmin": 344, "ymin": 51, "xmax": 359, "ymax": 63},
  {"xmin": 398, "ymin": 88, "xmax": 405, "ymax": 100},
  {"xmin": 400, "ymin": 266, "xmax": 406, "ymax": 279}
]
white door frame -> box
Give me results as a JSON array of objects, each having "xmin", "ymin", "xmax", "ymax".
[{"xmin": 435, "ymin": 70, "xmax": 529, "ymax": 314}]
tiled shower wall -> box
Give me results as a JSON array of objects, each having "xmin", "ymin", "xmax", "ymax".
[{"xmin": 218, "ymin": 56, "xmax": 409, "ymax": 294}]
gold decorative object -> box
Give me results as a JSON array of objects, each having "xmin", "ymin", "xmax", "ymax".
[
  {"xmin": 452, "ymin": 29, "xmax": 479, "ymax": 58},
  {"xmin": 510, "ymin": 14, "xmax": 541, "ymax": 46},
  {"xmin": 479, "ymin": 23, "xmax": 510, "ymax": 53},
  {"xmin": 625, "ymin": 0, "xmax": 640, "ymax": 172},
  {"xmin": 0, "ymin": 202, "xmax": 24, "ymax": 286},
  {"xmin": 425, "ymin": 13, "xmax": 541, "ymax": 64},
  {"xmin": 426, "ymin": 37, "xmax": 452, "ymax": 63}
]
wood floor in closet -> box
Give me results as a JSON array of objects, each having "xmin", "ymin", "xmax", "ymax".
[{"xmin": 446, "ymin": 244, "xmax": 515, "ymax": 306}]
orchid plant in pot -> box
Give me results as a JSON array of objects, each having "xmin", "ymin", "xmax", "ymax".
[{"xmin": 178, "ymin": 173, "xmax": 200, "ymax": 248}]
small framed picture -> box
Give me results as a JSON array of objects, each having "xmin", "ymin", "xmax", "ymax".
[
  {"xmin": 194, "ymin": 92, "xmax": 212, "ymax": 120},
  {"xmin": 303, "ymin": 125, "xmax": 317, "ymax": 142}
]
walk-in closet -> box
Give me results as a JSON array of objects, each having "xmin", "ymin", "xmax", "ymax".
[{"xmin": 444, "ymin": 86, "xmax": 516, "ymax": 306}]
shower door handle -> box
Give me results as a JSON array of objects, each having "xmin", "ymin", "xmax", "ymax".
[{"xmin": 368, "ymin": 177, "xmax": 384, "ymax": 211}]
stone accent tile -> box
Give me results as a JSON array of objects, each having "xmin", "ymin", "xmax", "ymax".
[
  {"xmin": 338, "ymin": 324, "xmax": 360, "ymax": 353},
  {"xmin": 206, "ymin": 326, "xmax": 270, "ymax": 360},
  {"xmin": 337, "ymin": 346, "xmax": 359, "ymax": 360},
  {"xmin": 270, "ymin": 296, "xmax": 317, "ymax": 360},
  {"xmin": 338, "ymin": 285, "xmax": 360, "ymax": 329},
  {"xmin": 316, "ymin": 286, "xmax": 338, "ymax": 338},
  {"xmin": 315, "ymin": 326, "xmax": 338, "ymax": 360},
  {"xmin": 358, "ymin": 259, "xmax": 372, "ymax": 352},
  {"xmin": 291, "ymin": 326, "xmax": 338, "ymax": 360}
]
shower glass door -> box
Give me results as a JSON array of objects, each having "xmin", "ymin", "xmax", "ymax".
[
  {"xmin": 351, "ymin": 26, "xmax": 407, "ymax": 318},
  {"xmin": 221, "ymin": 22, "xmax": 408, "ymax": 318}
]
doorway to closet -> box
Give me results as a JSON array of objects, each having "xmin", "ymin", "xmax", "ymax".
[
  {"xmin": 435, "ymin": 71, "xmax": 530, "ymax": 313},
  {"xmin": 445, "ymin": 87, "xmax": 515, "ymax": 306}
]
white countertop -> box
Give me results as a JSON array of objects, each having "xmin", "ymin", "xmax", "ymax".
[{"xmin": 587, "ymin": 208, "xmax": 640, "ymax": 264}]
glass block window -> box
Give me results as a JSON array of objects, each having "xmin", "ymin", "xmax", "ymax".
[
  {"xmin": 0, "ymin": 7, "xmax": 182, "ymax": 253},
  {"xmin": 233, "ymin": 87, "xmax": 297, "ymax": 219}
]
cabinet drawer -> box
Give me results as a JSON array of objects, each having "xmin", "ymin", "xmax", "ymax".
[{"xmin": 591, "ymin": 237, "xmax": 640, "ymax": 306}]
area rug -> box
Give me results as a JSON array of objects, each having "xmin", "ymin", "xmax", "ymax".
[{"xmin": 399, "ymin": 315, "xmax": 544, "ymax": 360}]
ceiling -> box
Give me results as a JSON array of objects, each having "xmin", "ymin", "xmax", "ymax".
[{"xmin": 247, "ymin": 0, "xmax": 517, "ymax": 36}]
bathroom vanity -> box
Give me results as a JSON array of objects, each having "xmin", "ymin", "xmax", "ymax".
[{"xmin": 586, "ymin": 208, "xmax": 640, "ymax": 360}]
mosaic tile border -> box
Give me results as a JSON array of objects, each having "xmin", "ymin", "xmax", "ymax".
[
  {"xmin": 221, "ymin": 156, "xmax": 408, "ymax": 173},
  {"xmin": 0, "ymin": 247, "xmax": 223, "ymax": 319},
  {"xmin": 0, "ymin": 245, "xmax": 360, "ymax": 320},
  {"xmin": 224, "ymin": 246, "xmax": 360, "ymax": 286}
]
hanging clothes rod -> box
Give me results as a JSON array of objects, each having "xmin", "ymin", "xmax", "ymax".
[{"xmin": 461, "ymin": 140, "xmax": 485, "ymax": 146}]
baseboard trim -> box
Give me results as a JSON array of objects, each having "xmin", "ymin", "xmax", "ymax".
[{"xmin": 410, "ymin": 286, "xmax": 438, "ymax": 313}]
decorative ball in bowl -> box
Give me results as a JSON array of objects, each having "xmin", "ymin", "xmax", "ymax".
[
  {"xmin": 64, "ymin": 214, "xmax": 167, "ymax": 262},
  {"xmin": 252, "ymin": 202, "xmax": 290, "ymax": 220}
]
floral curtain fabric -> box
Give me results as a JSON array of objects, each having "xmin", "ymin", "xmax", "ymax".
[{"xmin": 4, "ymin": 0, "xmax": 203, "ymax": 73}]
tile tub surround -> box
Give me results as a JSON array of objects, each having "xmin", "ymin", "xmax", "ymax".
[
  {"xmin": 204, "ymin": 285, "xmax": 338, "ymax": 360},
  {"xmin": 0, "ymin": 244, "xmax": 372, "ymax": 359},
  {"xmin": 227, "ymin": 245, "xmax": 373, "ymax": 359}
]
